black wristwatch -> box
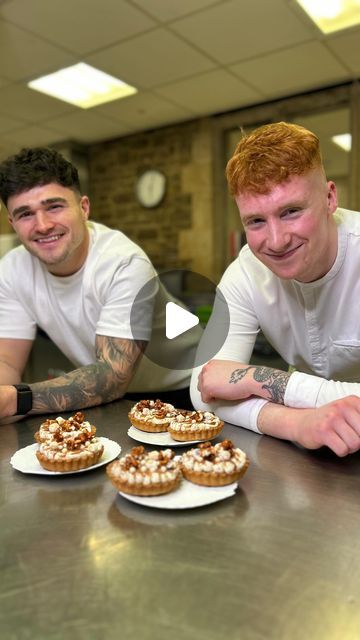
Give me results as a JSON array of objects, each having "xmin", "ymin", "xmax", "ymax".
[{"xmin": 13, "ymin": 384, "xmax": 33, "ymax": 415}]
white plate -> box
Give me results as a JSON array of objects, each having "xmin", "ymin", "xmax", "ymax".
[
  {"xmin": 10, "ymin": 437, "xmax": 121, "ymax": 476},
  {"xmin": 119, "ymin": 479, "xmax": 237, "ymax": 509},
  {"xmin": 127, "ymin": 426, "xmax": 203, "ymax": 447}
]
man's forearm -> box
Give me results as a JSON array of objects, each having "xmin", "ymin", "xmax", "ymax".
[
  {"xmin": 229, "ymin": 365, "xmax": 291, "ymax": 404},
  {"xmin": 0, "ymin": 336, "xmax": 147, "ymax": 419},
  {"xmin": 257, "ymin": 402, "xmax": 300, "ymax": 441},
  {"xmin": 0, "ymin": 359, "xmax": 22, "ymax": 385},
  {"xmin": 30, "ymin": 361, "xmax": 132, "ymax": 414},
  {"xmin": 29, "ymin": 336, "xmax": 147, "ymax": 414}
]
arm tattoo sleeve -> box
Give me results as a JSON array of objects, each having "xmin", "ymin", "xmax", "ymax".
[
  {"xmin": 229, "ymin": 365, "xmax": 291, "ymax": 404},
  {"xmin": 30, "ymin": 336, "xmax": 147, "ymax": 414}
]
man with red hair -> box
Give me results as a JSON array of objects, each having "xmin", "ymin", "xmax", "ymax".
[{"xmin": 191, "ymin": 122, "xmax": 360, "ymax": 457}]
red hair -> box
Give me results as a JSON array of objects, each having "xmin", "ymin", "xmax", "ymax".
[{"xmin": 226, "ymin": 122, "xmax": 323, "ymax": 196}]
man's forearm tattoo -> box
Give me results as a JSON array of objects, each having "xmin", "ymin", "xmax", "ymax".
[
  {"xmin": 229, "ymin": 365, "xmax": 291, "ymax": 404},
  {"xmin": 31, "ymin": 337, "xmax": 147, "ymax": 413},
  {"xmin": 229, "ymin": 366, "xmax": 253, "ymax": 384}
]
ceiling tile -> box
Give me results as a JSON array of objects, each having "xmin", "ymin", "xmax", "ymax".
[
  {"xmin": 44, "ymin": 112, "xmax": 131, "ymax": 143},
  {"xmin": 0, "ymin": 112, "xmax": 25, "ymax": 134},
  {"xmin": 0, "ymin": 84, "xmax": 75, "ymax": 122},
  {"xmin": 86, "ymin": 28, "xmax": 216, "ymax": 89},
  {"xmin": 0, "ymin": 0, "xmax": 356, "ymax": 148},
  {"xmin": 0, "ymin": 19, "xmax": 76, "ymax": 82},
  {"xmin": 327, "ymin": 27, "xmax": 360, "ymax": 75},
  {"xmin": 230, "ymin": 42, "xmax": 350, "ymax": 98},
  {"xmin": 0, "ymin": 142, "xmax": 19, "ymax": 163},
  {"xmin": 155, "ymin": 69, "xmax": 263, "ymax": 115},
  {"xmin": 0, "ymin": 75, "xmax": 11, "ymax": 89},
  {"xmin": 95, "ymin": 92, "xmax": 194, "ymax": 130},
  {"xmin": 132, "ymin": 0, "xmax": 222, "ymax": 22},
  {"xmin": 0, "ymin": 0, "xmax": 156, "ymax": 55},
  {"xmin": 170, "ymin": 0, "xmax": 313, "ymax": 64},
  {"xmin": 1, "ymin": 124, "xmax": 68, "ymax": 149}
]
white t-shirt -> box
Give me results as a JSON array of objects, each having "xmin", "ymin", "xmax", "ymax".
[
  {"xmin": 0, "ymin": 222, "xmax": 201, "ymax": 392},
  {"xmin": 191, "ymin": 208, "xmax": 360, "ymax": 431}
]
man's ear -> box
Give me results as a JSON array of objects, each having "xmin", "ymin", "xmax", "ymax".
[
  {"xmin": 327, "ymin": 181, "xmax": 338, "ymax": 215},
  {"xmin": 80, "ymin": 195, "xmax": 90, "ymax": 220}
]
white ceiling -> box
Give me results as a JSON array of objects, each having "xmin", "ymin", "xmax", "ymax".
[{"xmin": 0, "ymin": 0, "xmax": 359, "ymax": 160}]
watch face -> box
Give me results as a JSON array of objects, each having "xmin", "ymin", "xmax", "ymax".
[{"xmin": 136, "ymin": 170, "xmax": 166, "ymax": 208}]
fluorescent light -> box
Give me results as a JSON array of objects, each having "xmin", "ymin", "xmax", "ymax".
[
  {"xmin": 28, "ymin": 63, "xmax": 137, "ymax": 108},
  {"xmin": 332, "ymin": 133, "xmax": 352, "ymax": 151},
  {"xmin": 296, "ymin": 0, "xmax": 360, "ymax": 33}
]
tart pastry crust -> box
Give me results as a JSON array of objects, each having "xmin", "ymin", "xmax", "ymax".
[
  {"xmin": 181, "ymin": 440, "xmax": 249, "ymax": 486},
  {"xmin": 168, "ymin": 410, "xmax": 224, "ymax": 442},
  {"xmin": 107, "ymin": 445, "xmax": 181, "ymax": 496},
  {"xmin": 35, "ymin": 412, "xmax": 103, "ymax": 472},
  {"xmin": 128, "ymin": 399, "xmax": 178, "ymax": 433}
]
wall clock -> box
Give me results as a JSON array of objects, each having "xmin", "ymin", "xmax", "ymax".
[{"xmin": 135, "ymin": 169, "xmax": 166, "ymax": 208}]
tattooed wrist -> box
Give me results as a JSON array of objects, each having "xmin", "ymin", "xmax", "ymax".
[
  {"xmin": 229, "ymin": 367, "xmax": 253, "ymax": 385},
  {"xmin": 229, "ymin": 365, "xmax": 290, "ymax": 404}
]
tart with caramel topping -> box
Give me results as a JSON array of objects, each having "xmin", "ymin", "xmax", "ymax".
[
  {"xmin": 181, "ymin": 440, "xmax": 249, "ymax": 486},
  {"xmin": 128, "ymin": 399, "xmax": 178, "ymax": 433},
  {"xmin": 167, "ymin": 410, "xmax": 224, "ymax": 442},
  {"xmin": 35, "ymin": 412, "xmax": 104, "ymax": 472},
  {"xmin": 106, "ymin": 445, "xmax": 181, "ymax": 496}
]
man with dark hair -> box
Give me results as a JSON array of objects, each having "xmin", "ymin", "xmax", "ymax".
[
  {"xmin": 191, "ymin": 122, "xmax": 360, "ymax": 457},
  {"xmin": 0, "ymin": 147, "xmax": 200, "ymax": 420},
  {"xmin": 0, "ymin": 147, "xmax": 81, "ymax": 200}
]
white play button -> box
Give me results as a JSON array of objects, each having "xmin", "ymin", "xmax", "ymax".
[
  {"xmin": 165, "ymin": 302, "xmax": 199, "ymax": 339},
  {"xmin": 130, "ymin": 268, "xmax": 230, "ymax": 370}
]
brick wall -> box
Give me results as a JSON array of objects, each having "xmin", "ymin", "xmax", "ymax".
[{"xmin": 88, "ymin": 118, "xmax": 216, "ymax": 281}]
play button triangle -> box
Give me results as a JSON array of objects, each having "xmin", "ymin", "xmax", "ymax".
[{"xmin": 165, "ymin": 302, "xmax": 199, "ymax": 340}]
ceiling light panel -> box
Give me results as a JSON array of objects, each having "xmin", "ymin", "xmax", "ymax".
[
  {"xmin": 28, "ymin": 63, "xmax": 137, "ymax": 108},
  {"xmin": 296, "ymin": 0, "xmax": 360, "ymax": 33},
  {"xmin": 332, "ymin": 133, "xmax": 352, "ymax": 151}
]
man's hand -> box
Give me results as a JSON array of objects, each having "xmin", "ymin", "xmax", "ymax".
[
  {"xmin": 295, "ymin": 396, "xmax": 360, "ymax": 456},
  {"xmin": 198, "ymin": 360, "xmax": 291, "ymax": 404},
  {"xmin": 258, "ymin": 396, "xmax": 360, "ymax": 457}
]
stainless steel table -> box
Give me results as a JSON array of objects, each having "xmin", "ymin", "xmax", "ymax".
[{"xmin": 1, "ymin": 400, "xmax": 359, "ymax": 640}]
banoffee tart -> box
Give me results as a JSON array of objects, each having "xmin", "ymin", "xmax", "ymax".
[
  {"xmin": 167, "ymin": 410, "xmax": 224, "ymax": 442},
  {"xmin": 128, "ymin": 399, "xmax": 178, "ymax": 433},
  {"xmin": 106, "ymin": 446, "xmax": 181, "ymax": 496},
  {"xmin": 181, "ymin": 440, "xmax": 249, "ymax": 486},
  {"xmin": 35, "ymin": 412, "xmax": 104, "ymax": 472}
]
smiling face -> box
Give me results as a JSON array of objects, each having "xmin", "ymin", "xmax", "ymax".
[
  {"xmin": 7, "ymin": 183, "xmax": 90, "ymax": 276},
  {"xmin": 235, "ymin": 168, "xmax": 339, "ymax": 283}
]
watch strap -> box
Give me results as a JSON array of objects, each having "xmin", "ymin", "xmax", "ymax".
[{"xmin": 13, "ymin": 384, "xmax": 33, "ymax": 415}]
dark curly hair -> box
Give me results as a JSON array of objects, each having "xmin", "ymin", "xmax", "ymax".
[{"xmin": 0, "ymin": 147, "xmax": 81, "ymax": 207}]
